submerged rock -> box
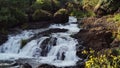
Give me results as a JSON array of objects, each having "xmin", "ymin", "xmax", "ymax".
[
  {"xmin": 38, "ymin": 64, "xmax": 56, "ymax": 68},
  {"xmin": 22, "ymin": 63, "xmax": 32, "ymax": 68}
]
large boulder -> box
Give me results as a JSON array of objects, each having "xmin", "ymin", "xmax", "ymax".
[
  {"xmin": 32, "ymin": 9, "xmax": 52, "ymax": 21},
  {"xmin": 53, "ymin": 8, "xmax": 69, "ymax": 23},
  {"xmin": 94, "ymin": 0, "xmax": 120, "ymax": 17},
  {"xmin": 75, "ymin": 29, "xmax": 113, "ymax": 51}
]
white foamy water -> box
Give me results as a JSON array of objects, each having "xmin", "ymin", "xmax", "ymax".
[{"xmin": 0, "ymin": 16, "xmax": 81, "ymax": 67}]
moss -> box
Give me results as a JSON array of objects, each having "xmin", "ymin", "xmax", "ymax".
[
  {"xmin": 113, "ymin": 14, "xmax": 120, "ymax": 22},
  {"xmin": 20, "ymin": 39, "xmax": 28, "ymax": 49},
  {"xmin": 32, "ymin": 9, "xmax": 52, "ymax": 21},
  {"xmin": 94, "ymin": 0, "xmax": 120, "ymax": 16},
  {"xmin": 53, "ymin": 8, "xmax": 69, "ymax": 23},
  {"xmin": 54, "ymin": 8, "xmax": 68, "ymax": 16},
  {"xmin": 107, "ymin": 14, "xmax": 120, "ymax": 23}
]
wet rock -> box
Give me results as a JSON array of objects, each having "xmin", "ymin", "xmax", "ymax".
[
  {"xmin": 22, "ymin": 63, "xmax": 32, "ymax": 68},
  {"xmin": 0, "ymin": 60, "xmax": 17, "ymax": 67},
  {"xmin": 32, "ymin": 9, "xmax": 52, "ymax": 22},
  {"xmin": 40, "ymin": 37, "xmax": 57, "ymax": 56},
  {"xmin": 39, "ymin": 28, "xmax": 68, "ymax": 36},
  {"xmin": 75, "ymin": 29, "xmax": 113, "ymax": 51},
  {"xmin": 0, "ymin": 33, "xmax": 7, "ymax": 45},
  {"xmin": 40, "ymin": 38, "xmax": 51, "ymax": 56},
  {"xmin": 26, "ymin": 21, "xmax": 53, "ymax": 29},
  {"xmin": 29, "ymin": 28, "xmax": 68, "ymax": 41},
  {"xmin": 38, "ymin": 64, "xmax": 56, "ymax": 68},
  {"xmin": 54, "ymin": 9, "xmax": 69, "ymax": 23}
]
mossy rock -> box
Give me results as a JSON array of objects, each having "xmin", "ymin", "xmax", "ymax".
[
  {"xmin": 32, "ymin": 0, "xmax": 60, "ymax": 13},
  {"xmin": 32, "ymin": 9, "xmax": 52, "ymax": 21},
  {"xmin": 94, "ymin": 0, "xmax": 120, "ymax": 16},
  {"xmin": 53, "ymin": 8, "xmax": 69, "ymax": 23}
]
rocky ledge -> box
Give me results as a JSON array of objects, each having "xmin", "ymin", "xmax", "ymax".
[{"xmin": 75, "ymin": 15, "xmax": 120, "ymax": 51}]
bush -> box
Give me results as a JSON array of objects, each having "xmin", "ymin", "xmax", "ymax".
[
  {"xmin": 85, "ymin": 48, "xmax": 120, "ymax": 68},
  {"xmin": 0, "ymin": 8, "xmax": 27, "ymax": 28},
  {"xmin": 0, "ymin": 0, "xmax": 29, "ymax": 29},
  {"xmin": 32, "ymin": 0, "xmax": 60, "ymax": 12}
]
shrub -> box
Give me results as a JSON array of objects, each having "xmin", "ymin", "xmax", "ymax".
[
  {"xmin": 85, "ymin": 48, "xmax": 120, "ymax": 68},
  {"xmin": 0, "ymin": 8, "xmax": 27, "ymax": 28},
  {"xmin": 32, "ymin": 0, "xmax": 60, "ymax": 12}
]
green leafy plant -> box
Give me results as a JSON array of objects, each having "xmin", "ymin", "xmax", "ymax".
[{"xmin": 20, "ymin": 39, "xmax": 28, "ymax": 49}]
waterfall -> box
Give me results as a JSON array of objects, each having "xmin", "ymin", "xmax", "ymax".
[{"xmin": 0, "ymin": 16, "xmax": 81, "ymax": 67}]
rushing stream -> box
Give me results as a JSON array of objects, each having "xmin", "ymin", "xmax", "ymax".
[{"xmin": 0, "ymin": 16, "xmax": 81, "ymax": 68}]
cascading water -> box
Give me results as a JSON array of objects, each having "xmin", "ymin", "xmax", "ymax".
[{"xmin": 0, "ymin": 16, "xmax": 81, "ymax": 68}]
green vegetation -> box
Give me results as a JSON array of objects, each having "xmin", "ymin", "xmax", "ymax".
[
  {"xmin": 84, "ymin": 48, "xmax": 120, "ymax": 68},
  {"xmin": 54, "ymin": 8, "xmax": 68, "ymax": 16},
  {"xmin": 32, "ymin": 9, "xmax": 52, "ymax": 21},
  {"xmin": 0, "ymin": 0, "xmax": 120, "ymax": 67},
  {"xmin": 113, "ymin": 14, "xmax": 120, "ymax": 22},
  {"xmin": 0, "ymin": 0, "xmax": 101, "ymax": 28},
  {"xmin": 82, "ymin": 0, "xmax": 99, "ymax": 10},
  {"xmin": 20, "ymin": 39, "xmax": 28, "ymax": 49}
]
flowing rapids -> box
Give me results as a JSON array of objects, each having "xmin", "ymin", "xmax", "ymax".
[{"xmin": 0, "ymin": 16, "xmax": 81, "ymax": 68}]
